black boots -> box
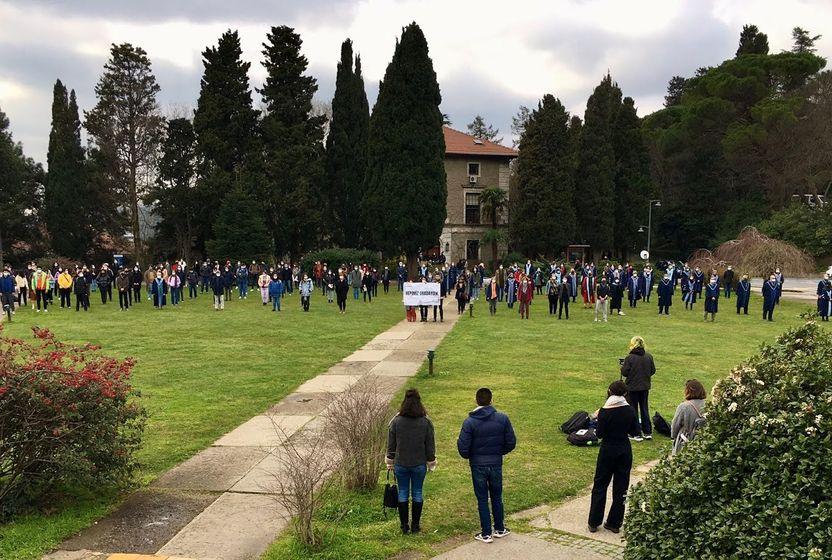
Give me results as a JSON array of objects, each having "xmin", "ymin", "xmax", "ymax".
[
  {"xmin": 398, "ymin": 501, "xmax": 409, "ymax": 534},
  {"xmin": 411, "ymin": 501, "xmax": 423, "ymax": 533}
]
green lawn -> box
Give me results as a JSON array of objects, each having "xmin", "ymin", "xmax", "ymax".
[
  {"xmin": 265, "ymin": 297, "xmax": 822, "ymax": 560},
  {"xmin": 0, "ymin": 287, "xmax": 405, "ymax": 560}
]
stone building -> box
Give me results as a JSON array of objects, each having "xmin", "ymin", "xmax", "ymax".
[{"xmin": 439, "ymin": 126, "xmax": 518, "ymax": 264}]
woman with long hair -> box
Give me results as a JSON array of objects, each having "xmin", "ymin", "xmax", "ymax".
[
  {"xmin": 671, "ymin": 379, "xmax": 707, "ymax": 455},
  {"xmin": 385, "ymin": 389, "xmax": 436, "ymax": 535}
]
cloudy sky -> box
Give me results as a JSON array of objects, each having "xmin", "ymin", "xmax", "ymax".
[{"xmin": 1, "ymin": 0, "xmax": 831, "ymax": 164}]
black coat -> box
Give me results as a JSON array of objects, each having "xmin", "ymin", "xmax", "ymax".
[
  {"xmin": 621, "ymin": 348, "xmax": 655, "ymax": 392},
  {"xmin": 335, "ymin": 278, "xmax": 349, "ymax": 299},
  {"xmin": 657, "ymin": 279, "xmax": 673, "ymax": 306}
]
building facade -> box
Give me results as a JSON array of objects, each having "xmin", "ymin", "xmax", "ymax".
[{"xmin": 439, "ymin": 126, "xmax": 518, "ymax": 265}]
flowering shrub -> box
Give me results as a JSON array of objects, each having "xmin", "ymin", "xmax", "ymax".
[
  {"xmin": 0, "ymin": 325, "xmax": 145, "ymax": 516},
  {"xmin": 624, "ymin": 320, "xmax": 832, "ymax": 560}
]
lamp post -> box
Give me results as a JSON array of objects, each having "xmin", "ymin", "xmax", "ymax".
[{"xmin": 642, "ymin": 200, "xmax": 661, "ymax": 261}]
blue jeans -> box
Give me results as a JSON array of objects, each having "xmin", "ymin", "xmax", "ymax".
[
  {"xmin": 170, "ymin": 286, "xmax": 179, "ymax": 305},
  {"xmin": 238, "ymin": 282, "xmax": 248, "ymax": 298},
  {"xmin": 471, "ymin": 464, "xmax": 504, "ymax": 536},
  {"xmin": 272, "ymin": 296, "xmax": 281, "ymax": 311},
  {"xmin": 353, "ymin": 286, "xmax": 360, "ymax": 299},
  {"xmin": 394, "ymin": 464, "xmax": 426, "ymax": 503}
]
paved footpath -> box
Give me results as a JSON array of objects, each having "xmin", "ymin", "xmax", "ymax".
[{"xmin": 44, "ymin": 312, "xmax": 459, "ymax": 560}]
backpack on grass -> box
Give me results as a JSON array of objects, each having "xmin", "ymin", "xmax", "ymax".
[
  {"xmin": 560, "ymin": 411, "xmax": 590, "ymax": 434},
  {"xmin": 653, "ymin": 412, "xmax": 672, "ymax": 437},
  {"xmin": 567, "ymin": 428, "xmax": 598, "ymax": 446}
]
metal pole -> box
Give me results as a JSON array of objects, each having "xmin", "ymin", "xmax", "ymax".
[{"xmin": 647, "ymin": 203, "xmax": 652, "ymax": 261}]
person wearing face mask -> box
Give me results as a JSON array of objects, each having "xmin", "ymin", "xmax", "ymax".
[
  {"xmin": 762, "ymin": 273, "xmax": 778, "ymax": 321},
  {"xmin": 722, "ymin": 266, "xmax": 735, "ymax": 299},
  {"xmin": 558, "ymin": 277, "xmax": 571, "ymax": 319},
  {"xmin": 73, "ymin": 269, "xmax": 90, "ymax": 311},
  {"xmin": 703, "ymin": 277, "xmax": 719, "ymax": 322},
  {"xmin": 31, "ymin": 266, "xmax": 50, "ymax": 312},
  {"xmin": 1, "ymin": 268, "xmax": 15, "ymax": 321},
  {"xmin": 210, "ymin": 270, "xmax": 225, "ymax": 311},
  {"xmin": 817, "ymin": 274, "xmax": 831, "ymax": 322},
  {"xmin": 735, "ymin": 274, "xmax": 751, "ymax": 315},
  {"xmin": 595, "ymin": 276, "xmax": 610, "ymax": 323},
  {"xmin": 299, "ymin": 273, "xmax": 313, "ymax": 312},
  {"xmin": 626, "ymin": 272, "xmax": 641, "ymax": 308},
  {"xmin": 774, "ymin": 268, "xmax": 785, "ymax": 304},
  {"xmin": 657, "ymin": 274, "xmax": 673, "ymax": 315},
  {"xmin": 57, "ymin": 267, "xmax": 73, "ymax": 308},
  {"xmin": 335, "ymin": 270, "xmax": 349, "ymax": 313},
  {"xmin": 517, "ymin": 275, "xmax": 533, "ymax": 320}
]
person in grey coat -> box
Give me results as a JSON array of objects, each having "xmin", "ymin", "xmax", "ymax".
[
  {"xmin": 671, "ymin": 379, "xmax": 707, "ymax": 455},
  {"xmin": 620, "ymin": 336, "xmax": 656, "ymax": 441},
  {"xmin": 386, "ymin": 389, "xmax": 436, "ymax": 535}
]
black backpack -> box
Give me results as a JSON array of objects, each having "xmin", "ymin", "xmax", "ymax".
[
  {"xmin": 560, "ymin": 411, "xmax": 590, "ymax": 434},
  {"xmin": 653, "ymin": 412, "xmax": 672, "ymax": 437},
  {"xmin": 567, "ymin": 428, "xmax": 599, "ymax": 446}
]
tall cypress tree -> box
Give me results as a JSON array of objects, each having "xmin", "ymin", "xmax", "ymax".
[
  {"xmin": 193, "ymin": 30, "xmax": 258, "ymax": 254},
  {"xmin": 510, "ymin": 94, "xmax": 575, "ymax": 256},
  {"xmin": 324, "ymin": 38, "xmax": 369, "ymax": 247},
  {"xmin": 362, "ymin": 22, "xmax": 445, "ymax": 273},
  {"xmin": 612, "ymin": 96, "xmax": 652, "ymax": 257},
  {"xmin": 260, "ymin": 25, "xmax": 326, "ymax": 259},
  {"xmin": 575, "ymin": 73, "xmax": 621, "ymax": 252},
  {"xmin": 736, "ymin": 24, "xmax": 769, "ymax": 56},
  {"xmin": 44, "ymin": 80, "xmax": 90, "ymax": 258}
]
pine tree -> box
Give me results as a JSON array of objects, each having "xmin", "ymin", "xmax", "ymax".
[
  {"xmin": 575, "ymin": 73, "xmax": 621, "ymax": 252},
  {"xmin": 206, "ymin": 185, "xmax": 273, "ymax": 262},
  {"xmin": 568, "ymin": 115, "xmax": 583, "ymax": 172},
  {"xmin": 85, "ymin": 43, "xmax": 164, "ymax": 262},
  {"xmin": 736, "ymin": 24, "xmax": 769, "ymax": 56},
  {"xmin": 259, "ymin": 25, "xmax": 326, "ymax": 259},
  {"xmin": 511, "ymin": 105, "xmax": 532, "ymax": 148},
  {"xmin": 612, "ymin": 97, "xmax": 652, "ymax": 257},
  {"xmin": 467, "ymin": 115, "xmax": 503, "ymax": 143},
  {"xmin": 510, "ymin": 94, "xmax": 575, "ymax": 256},
  {"xmin": 792, "ymin": 27, "xmax": 821, "ymax": 54},
  {"xmin": 664, "ymin": 76, "xmax": 687, "ymax": 107},
  {"xmin": 44, "ymin": 80, "xmax": 92, "ymax": 258},
  {"xmin": 146, "ymin": 118, "xmax": 197, "ymax": 260},
  {"xmin": 192, "ymin": 30, "xmax": 259, "ymax": 254},
  {"xmin": 325, "ymin": 38, "xmax": 369, "ymax": 247},
  {"xmin": 361, "ymin": 22, "xmax": 446, "ymax": 274}
]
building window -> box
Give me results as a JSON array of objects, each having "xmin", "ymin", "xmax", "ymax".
[
  {"xmin": 465, "ymin": 192, "xmax": 480, "ymax": 224},
  {"xmin": 466, "ymin": 240, "xmax": 480, "ymax": 262},
  {"xmin": 468, "ymin": 162, "xmax": 480, "ymax": 176}
]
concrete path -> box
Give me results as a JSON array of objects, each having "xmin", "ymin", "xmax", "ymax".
[{"xmin": 44, "ymin": 313, "xmax": 459, "ymax": 560}]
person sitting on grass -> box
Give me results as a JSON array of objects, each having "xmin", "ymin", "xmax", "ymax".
[
  {"xmin": 588, "ymin": 380, "xmax": 639, "ymax": 535},
  {"xmin": 671, "ymin": 379, "xmax": 707, "ymax": 455}
]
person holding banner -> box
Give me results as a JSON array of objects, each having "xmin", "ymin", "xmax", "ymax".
[
  {"xmin": 433, "ymin": 273, "xmax": 445, "ymax": 322},
  {"xmin": 419, "ymin": 276, "xmax": 429, "ymax": 322}
]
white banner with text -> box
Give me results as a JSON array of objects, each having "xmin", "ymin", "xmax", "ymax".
[{"xmin": 403, "ymin": 282, "xmax": 441, "ymax": 306}]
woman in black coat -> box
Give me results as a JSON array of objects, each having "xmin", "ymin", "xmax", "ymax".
[
  {"xmin": 588, "ymin": 380, "xmax": 639, "ymax": 534},
  {"xmin": 620, "ymin": 336, "xmax": 656, "ymax": 441},
  {"xmin": 335, "ymin": 270, "xmax": 349, "ymax": 314}
]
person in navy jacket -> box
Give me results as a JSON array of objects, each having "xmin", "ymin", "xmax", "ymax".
[
  {"xmin": 657, "ymin": 274, "xmax": 673, "ymax": 315},
  {"xmin": 627, "ymin": 272, "xmax": 641, "ymax": 308},
  {"xmin": 639, "ymin": 266, "xmax": 654, "ymax": 302},
  {"xmin": 762, "ymin": 273, "xmax": 778, "ymax": 321},
  {"xmin": 704, "ymin": 277, "xmax": 719, "ymax": 321},
  {"xmin": 457, "ymin": 388, "xmax": 517, "ymax": 544},
  {"xmin": 817, "ymin": 274, "xmax": 831, "ymax": 322},
  {"xmin": 735, "ymin": 274, "xmax": 751, "ymax": 315}
]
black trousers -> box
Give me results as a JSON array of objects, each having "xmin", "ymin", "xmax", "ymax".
[
  {"xmin": 36, "ymin": 289, "xmax": 48, "ymax": 310},
  {"xmin": 383, "ymin": 281, "xmax": 389, "ymax": 293},
  {"xmin": 18, "ymin": 287, "xmax": 27, "ymax": 306},
  {"xmin": 457, "ymin": 299, "xmax": 465, "ymax": 314},
  {"xmin": 301, "ymin": 295, "xmax": 310, "ymax": 311},
  {"xmin": 763, "ymin": 304, "xmax": 774, "ymax": 320},
  {"xmin": 659, "ymin": 304, "xmax": 669, "ymax": 315},
  {"xmin": 119, "ymin": 291, "xmax": 130, "ymax": 309},
  {"xmin": 337, "ymin": 295, "xmax": 346, "ymax": 311},
  {"xmin": 548, "ymin": 294, "xmax": 557, "ymax": 314},
  {"xmin": 60, "ymin": 288, "xmax": 72, "ymax": 307},
  {"xmin": 433, "ymin": 300, "xmax": 443, "ymax": 321},
  {"xmin": 627, "ymin": 390, "xmax": 651, "ymax": 435},
  {"xmin": 99, "ymin": 287, "xmax": 109, "ymax": 304},
  {"xmin": 420, "ymin": 305, "xmax": 428, "ymax": 320},
  {"xmin": 189, "ymin": 284, "xmax": 197, "ymax": 298},
  {"xmin": 75, "ymin": 293, "xmax": 89, "ymax": 311},
  {"xmin": 588, "ymin": 444, "xmax": 632, "ymax": 529},
  {"xmin": 363, "ymin": 289, "xmax": 372, "ymax": 302},
  {"xmin": 558, "ymin": 298, "xmax": 569, "ymax": 319}
]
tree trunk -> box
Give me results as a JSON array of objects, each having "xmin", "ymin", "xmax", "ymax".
[
  {"xmin": 129, "ymin": 166, "xmax": 142, "ymax": 265},
  {"xmin": 406, "ymin": 253, "xmax": 418, "ymax": 282}
]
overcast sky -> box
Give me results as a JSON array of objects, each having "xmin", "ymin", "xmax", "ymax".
[{"xmin": 1, "ymin": 0, "xmax": 831, "ymax": 164}]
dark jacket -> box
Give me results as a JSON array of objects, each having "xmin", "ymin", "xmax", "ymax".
[
  {"xmin": 73, "ymin": 276, "xmax": 88, "ymax": 295},
  {"xmin": 386, "ymin": 415, "xmax": 436, "ymax": 468},
  {"xmin": 0, "ymin": 274, "xmax": 13, "ymax": 294},
  {"xmin": 621, "ymin": 347, "xmax": 655, "ymax": 392},
  {"xmin": 457, "ymin": 406, "xmax": 516, "ymax": 466},
  {"xmin": 210, "ymin": 274, "xmax": 225, "ymax": 295},
  {"xmin": 597, "ymin": 405, "xmax": 639, "ymax": 448}
]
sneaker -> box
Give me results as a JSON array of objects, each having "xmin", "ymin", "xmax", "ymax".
[
  {"xmin": 644, "ymin": 434, "xmax": 653, "ymax": 440},
  {"xmin": 474, "ymin": 533, "xmax": 493, "ymax": 544},
  {"xmin": 493, "ymin": 528, "xmax": 511, "ymax": 538},
  {"xmin": 588, "ymin": 525, "xmax": 599, "ymax": 533},
  {"xmin": 629, "ymin": 435, "xmax": 644, "ymax": 442},
  {"xmin": 603, "ymin": 524, "xmax": 620, "ymax": 534}
]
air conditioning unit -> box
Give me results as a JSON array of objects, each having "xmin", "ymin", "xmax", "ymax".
[{"xmin": 468, "ymin": 175, "xmax": 478, "ymax": 184}]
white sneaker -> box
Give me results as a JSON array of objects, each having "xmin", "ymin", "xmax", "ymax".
[
  {"xmin": 629, "ymin": 435, "xmax": 644, "ymax": 442},
  {"xmin": 493, "ymin": 528, "xmax": 511, "ymax": 538},
  {"xmin": 644, "ymin": 434, "xmax": 653, "ymax": 440},
  {"xmin": 475, "ymin": 533, "xmax": 493, "ymax": 544},
  {"xmin": 594, "ymin": 318, "xmax": 598, "ymax": 322}
]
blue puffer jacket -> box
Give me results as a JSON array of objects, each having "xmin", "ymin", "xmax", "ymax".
[
  {"xmin": 457, "ymin": 406, "xmax": 517, "ymax": 466},
  {"xmin": 0, "ymin": 274, "xmax": 14, "ymax": 294},
  {"xmin": 268, "ymin": 279, "xmax": 284, "ymax": 298}
]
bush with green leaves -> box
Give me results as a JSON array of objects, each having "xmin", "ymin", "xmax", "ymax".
[
  {"xmin": 624, "ymin": 319, "xmax": 832, "ymax": 560},
  {"xmin": 758, "ymin": 203, "xmax": 832, "ymax": 258},
  {"xmin": 300, "ymin": 249, "xmax": 379, "ymax": 274}
]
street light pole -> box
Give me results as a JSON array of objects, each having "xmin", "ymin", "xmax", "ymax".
[{"xmin": 646, "ymin": 199, "xmax": 660, "ymax": 261}]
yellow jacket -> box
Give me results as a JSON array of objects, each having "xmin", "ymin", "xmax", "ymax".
[{"xmin": 58, "ymin": 272, "xmax": 73, "ymax": 289}]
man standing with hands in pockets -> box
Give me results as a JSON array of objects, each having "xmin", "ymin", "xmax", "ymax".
[{"xmin": 457, "ymin": 388, "xmax": 517, "ymax": 544}]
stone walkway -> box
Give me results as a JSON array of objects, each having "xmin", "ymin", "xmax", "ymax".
[{"xmin": 44, "ymin": 312, "xmax": 459, "ymax": 560}]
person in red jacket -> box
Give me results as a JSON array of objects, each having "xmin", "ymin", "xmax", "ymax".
[{"xmin": 517, "ymin": 275, "xmax": 534, "ymax": 319}]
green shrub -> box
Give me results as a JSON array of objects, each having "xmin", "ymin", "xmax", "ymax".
[
  {"xmin": 300, "ymin": 249, "xmax": 380, "ymax": 275},
  {"xmin": 0, "ymin": 326, "xmax": 146, "ymax": 518},
  {"xmin": 624, "ymin": 319, "xmax": 832, "ymax": 560},
  {"xmin": 758, "ymin": 203, "xmax": 832, "ymax": 258}
]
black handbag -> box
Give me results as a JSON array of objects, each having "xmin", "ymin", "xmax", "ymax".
[{"xmin": 383, "ymin": 470, "xmax": 398, "ymax": 512}]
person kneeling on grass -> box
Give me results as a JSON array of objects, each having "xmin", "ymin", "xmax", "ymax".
[
  {"xmin": 456, "ymin": 387, "xmax": 516, "ymax": 544},
  {"xmin": 588, "ymin": 380, "xmax": 639, "ymax": 535},
  {"xmin": 386, "ymin": 389, "xmax": 436, "ymax": 535}
]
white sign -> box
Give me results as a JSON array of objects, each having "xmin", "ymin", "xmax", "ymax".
[
  {"xmin": 640, "ymin": 250, "xmax": 650, "ymax": 260},
  {"xmin": 403, "ymin": 282, "xmax": 441, "ymax": 306}
]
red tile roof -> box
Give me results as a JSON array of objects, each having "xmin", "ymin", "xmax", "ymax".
[{"xmin": 443, "ymin": 126, "xmax": 518, "ymax": 158}]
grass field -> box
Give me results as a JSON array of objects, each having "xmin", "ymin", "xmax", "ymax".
[
  {"xmin": 264, "ymin": 296, "xmax": 822, "ymax": 560},
  {"xmin": 0, "ymin": 287, "xmax": 405, "ymax": 560}
]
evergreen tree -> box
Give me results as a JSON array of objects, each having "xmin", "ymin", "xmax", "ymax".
[
  {"xmin": 467, "ymin": 115, "xmax": 503, "ymax": 143},
  {"xmin": 361, "ymin": 22, "xmax": 446, "ymax": 274},
  {"xmin": 44, "ymin": 80, "xmax": 92, "ymax": 258},
  {"xmin": 324, "ymin": 38, "xmax": 369, "ymax": 247},
  {"xmin": 146, "ymin": 118, "xmax": 197, "ymax": 260},
  {"xmin": 664, "ymin": 76, "xmax": 687, "ymax": 107},
  {"xmin": 575, "ymin": 73, "xmax": 621, "ymax": 252},
  {"xmin": 568, "ymin": 115, "xmax": 583, "ymax": 171},
  {"xmin": 612, "ymin": 97, "xmax": 652, "ymax": 257},
  {"xmin": 192, "ymin": 30, "xmax": 259, "ymax": 254},
  {"xmin": 511, "ymin": 105, "xmax": 531, "ymax": 148},
  {"xmin": 259, "ymin": 25, "xmax": 326, "ymax": 259},
  {"xmin": 736, "ymin": 24, "xmax": 769, "ymax": 56},
  {"xmin": 206, "ymin": 185, "xmax": 273, "ymax": 262},
  {"xmin": 510, "ymin": 94, "xmax": 575, "ymax": 257},
  {"xmin": 85, "ymin": 43, "xmax": 164, "ymax": 262},
  {"xmin": 792, "ymin": 27, "xmax": 821, "ymax": 54}
]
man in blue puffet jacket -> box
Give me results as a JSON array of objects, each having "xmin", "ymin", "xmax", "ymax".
[{"xmin": 457, "ymin": 387, "xmax": 517, "ymax": 544}]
